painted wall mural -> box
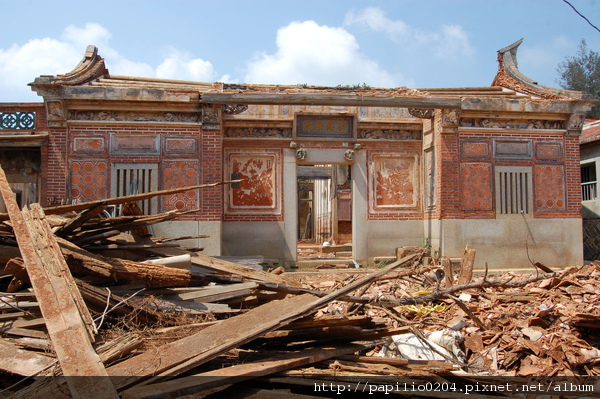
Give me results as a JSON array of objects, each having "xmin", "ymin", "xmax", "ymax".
[
  {"xmin": 370, "ymin": 153, "xmax": 418, "ymax": 211},
  {"xmin": 226, "ymin": 150, "xmax": 280, "ymax": 214}
]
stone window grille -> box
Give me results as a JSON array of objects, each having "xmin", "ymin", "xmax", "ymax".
[
  {"xmin": 495, "ymin": 166, "xmax": 532, "ymax": 215},
  {"xmin": 111, "ymin": 163, "xmax": 158, "ymax": 215}
]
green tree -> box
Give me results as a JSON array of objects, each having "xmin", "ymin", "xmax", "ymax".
[{"xmin": 557, "ymin": 39, "xmax": 600, "ymax": 119}]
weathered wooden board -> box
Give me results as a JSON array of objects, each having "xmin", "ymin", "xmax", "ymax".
[
  {"xmin": 191, "ymin": 252, "xmax": 285, "ymax": 284},
  {"xmin": 121, "ymin": 343, "xmax": 369, "ymax": 399},
  {"xmin": 108, "ymin": 253, "xmax": 419, "ymax": 390},
  {"xmin": 0, "ymin": 166, "xmax": 118, "ymax": 399},
  {"xmin": 161, "ymin": 281, "xmax": 258, "ymax": 302},
  {"xmin": 0, "ymin": 338, "xmax": 56, "ymax": 376},
  {"xmin": 106, "ymin": 293, "xmax": 320, "ymax": 389}
]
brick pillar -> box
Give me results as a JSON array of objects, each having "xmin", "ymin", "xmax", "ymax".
[{"xmin": 45, "ymin": 126, "xmax": 69, "ymax": 205}]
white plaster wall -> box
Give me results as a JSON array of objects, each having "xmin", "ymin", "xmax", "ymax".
[
  {"xmin": 440, "ymin": 218, "xmax": 583, "ymax": 269},
  {"xmin": 365, "ymin": 219, "xmax": 425, "ymax": 264},
  {"xmin": 153, "ymin": 220, "xmax": 222, "ymax": 255},
  {"xmin": 222, "ymin": 221, "xmax": 294, "ymax": 262}
]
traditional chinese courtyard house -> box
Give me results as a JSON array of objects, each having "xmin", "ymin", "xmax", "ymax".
[{"xmin": 13, "ymin": 39, "xmax": 594, "ymax": 269}]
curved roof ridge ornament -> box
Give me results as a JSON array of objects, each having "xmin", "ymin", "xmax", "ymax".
[
  {"xmin": 492, "ymin": 38, "xmax": 588, "ymax": 100},
  {"xmin": 30, "ymin": 45, "xmax": 109, "ymax": 90},
  {"xmin": 54, "ymin": 45, "xmax": 109, "ymax": 85}
]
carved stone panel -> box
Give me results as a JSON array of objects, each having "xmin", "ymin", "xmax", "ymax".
[
  {"xmin": 535, "ymin": 142, "xmax": 563, "ymax": 161},
  {"xmin": 494, "ymin": 140, "xmax": 531, "ymax": 158},
  {"xmin": 224, "ymin": 127, "xmax": 292, "ymax": 138},
  {"xmin": 164, "ymin": 137, "xmax": 198, "ymax": 154},
  {"xmin": 73, "ymin": 136, "xmax": 106, "ymax": 154},
  {"xmin": 111, "ymin": 134, "xmax": 160, "ymax": 154},
  {"xmin": 202, "ymin": 105, "xmax": 221, "ymax": 130},
  {"xmin": 441, "ymin": 109, "xmax": 460, "ymax": 133},
  {"xmin": 69, "ymin": 110, "xmax": 200, "ymax": 123},
  {"xmin": 359, "ymin": 128, "xmax": 421, "ymax": 140},
  {"xmin": 460, "ymin": 139, "xmax": 491, "ymax": 160}
]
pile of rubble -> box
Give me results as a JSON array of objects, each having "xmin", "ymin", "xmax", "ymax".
[{"xmin": 0, "ymin": 164, "xmax": 599, "ymax": 398}]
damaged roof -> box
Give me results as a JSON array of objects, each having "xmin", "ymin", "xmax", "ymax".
[{"xmin": 28, "ymin": 40, "xmax": 596, "ymax": 113}]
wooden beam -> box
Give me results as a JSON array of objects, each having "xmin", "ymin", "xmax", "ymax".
[
  {"xmin": 0, "ymin": 180, "xmax": 240, "ymax": 221},
  {"xmin": 0, "ymin": 166, "xmax": 119, "ymax": 399},
  {"xmin": 121, "ymin": 343, "xmax": 370, "ymax": 399},
  {"xmin": 202, "ymin": 93, "xmax": 461, "ymax": 109}
]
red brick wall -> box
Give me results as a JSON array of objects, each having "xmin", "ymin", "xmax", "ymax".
[
  {"xmin": 58, "ymin": 124, "xmax": 221, "ymax": 221},
  {"xmin": 438, "ymin": 130, "xmax": 581, "ymax": 220}
]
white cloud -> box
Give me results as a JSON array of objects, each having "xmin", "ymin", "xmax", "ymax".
[
  {"xmin": 345, "ymin": 7, "xmax": 474, "ymax": 61},
  {"xmin": 243, "ymin": 20, "xmax": 403, "ymax": 87},
  {"xmin": 0, "ymin": 38, "xmax": 82, "ymax": 101},
  {"xmin": 0, "ymin": 23, "xmax": 221, "ymax": 101},
  {"xmin": 156, "ymin": 48, "xmax": 217, "ymax": 81},
  {"xmin": 432, "ymin": 25, "xmax": 474, "ymax": 60},
  {"xmin": 344, "ymin": 7, "xmax": 410, "ymax": 39}
]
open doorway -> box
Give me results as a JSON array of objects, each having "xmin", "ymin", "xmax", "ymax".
[{"xmin": 297, "ymin": 164, "xmax": 352, "ymax": 261}]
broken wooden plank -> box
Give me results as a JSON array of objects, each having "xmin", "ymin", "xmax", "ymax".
[
  {"xmin": 53, "ymin": 202, "xmax": 109, "ymax": 237},
  {"xmin": 35, "ymin": 179, "xmax": 240, "ymax": 217},
  {"xmin": 75, "ymin": 279, "xmax": 160, "ymax": 325},
  {"xmin": 105, "ymin": 293, "xmax": 320, "ymax": 389},
  {"xmin": 0, "ymin": 165, "xmax": 118, "ymax": 399},
  {"xmin": 0, "ymin": 338, "xmax": 56, "ymax": 376},
  {"xmin": 107, "ymin": 253, "xmax": 421, "ymax": 389},
  {"xmin": 457, "ymin": 246, "xmax": 475, "ymax": 285},
  {"xmin": 120, "ymin": 343, "xmax": 370, "ymax": 399},
  {"xmin": 160, "ymin": 282, "xmax": 258, "ymax": 303},
  {"xmin": 191, "ymin": 252, "xmax": 286, "ymax": 284},
  {"xmin": 58, "ymin": 237, "xmax": 208, "ymax": 287}
]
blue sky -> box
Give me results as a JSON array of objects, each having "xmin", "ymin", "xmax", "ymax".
[{"xmin": 1, "ymin": 0, "xmax": 599, "ymax": 102}]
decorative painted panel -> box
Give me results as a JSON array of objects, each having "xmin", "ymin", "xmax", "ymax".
[
  {"xmin": 225, "ymin": 150, "xmax": 280, "ymax": 214},
  {"xmin": 370, "ymin": 154, "xmax": 419, "ymax": 210},
  {"xmin": 162, "ymin": 160, "xmax": 199, "ymax": 211},
  {"xmin": 535, "ymin": 142, "xmax": 563, "ymax": 161},
  {"xmin": 494, "ymin": 140, "xmax": 531, "ymax": 158},
  {"xmin": 460, "ymin": 139, "xmax": 490, "ymax": 160},
  {"xmin": 111, "ymin": 134, "xmax": 159, "ymax": 154},
  {"xmin": 164, "ymin": 137, "xmax": 198, "ymax": 154},
  {"xmin": 460, "ymin": 163, "xmax": 493, "ymax": 211},
  {"xmin": 73, "ymin": 136, "xmax": 105, "ymax": 153},
  {"xmin": 296, "ymin": 115, "xmax": 353, "ymax": 139},
  {"xmin": 70, "ymin": 160, "xmax": 108, "ymax": 202},
  {"xmin": 534, "ymin": 165, "xmax": 565, "ymax": 210},
  {"xmin": 359, "ymin": 128, "xmax": 421, "ymax": 140}
]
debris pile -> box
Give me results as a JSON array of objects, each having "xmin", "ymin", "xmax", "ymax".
[{"xmin": 0, "ymin": 164, "xmax": 599, "ymax": 398}]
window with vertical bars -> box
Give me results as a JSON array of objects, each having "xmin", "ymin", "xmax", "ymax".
[
  {"xmin": 581, "ymin": 162, "xmax": 597, "ymax": 201},
  {"xmin": 111, "ymin": 163, "xmax": 158, "ymax": 215},
  {"xmin": 495, "ymin": 166, "xmax": 532, "ymax": 215}
]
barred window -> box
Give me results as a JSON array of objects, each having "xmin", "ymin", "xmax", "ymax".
[
  {"xmin": 495, "ymin": 166, "xmax": 532, "ymax": 215},
  {"xmin": 111, "ymin": 163, "xmax": 158, "ymax": 215},
  {"xmin": 581, "ymin": 162, "xmax": 597, "ymax": 201}
]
